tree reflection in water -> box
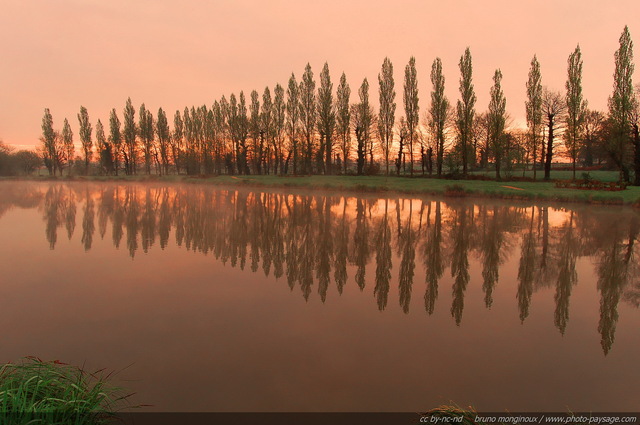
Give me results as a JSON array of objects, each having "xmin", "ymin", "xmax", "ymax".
[{"xmin": 22, "ymin": 182, "xmax": 640, "ymax": 354}]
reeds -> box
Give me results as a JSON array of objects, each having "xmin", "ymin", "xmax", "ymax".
[{"xmin": 0, "ymin": 357, "xmax": 133, "ymax": 425}]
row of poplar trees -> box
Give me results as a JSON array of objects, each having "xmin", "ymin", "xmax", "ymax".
[{"xmin": 40, "ymin": 26, "xmax": 639, "ymax": 182}]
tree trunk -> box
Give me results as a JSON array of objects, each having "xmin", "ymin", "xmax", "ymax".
[
  {"xmin": 544, "ymin": 116, "xmax": 554, "ymax": 181},
  {"xmin": 634, "ymin": 124, "xmax": 640, "ymax": 186}
]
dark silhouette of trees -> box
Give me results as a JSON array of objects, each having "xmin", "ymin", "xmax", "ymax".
[
  {"xmin": 542, "ymin": 88, "xmax": 566, "ymax": 180},
  {"xmin": 378, "ymin": 58, "xmax": 396, "ymax": 175},
  {"xmin": 456, "ymin": 48, "xmax": 476, "ymax": 177},
  {"xmin": 429, "ymin": 58, "xmax": 450, "ymax": 177}
]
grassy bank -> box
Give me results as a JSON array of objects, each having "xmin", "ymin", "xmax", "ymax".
[
  {"xmin": 0, "ymin": 357, "xmax": 132, "ymax": 425},
  {"xmin": 7, "ymin": 173, "xmax": 640, "ymax": 205}
]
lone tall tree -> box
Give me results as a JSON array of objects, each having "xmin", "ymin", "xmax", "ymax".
[
  {"xmin": 456, "ymin": 47, "xmax": 476, "ymax": 177},
  {"xmin": 608, "ymin": 25, "xmax": 636, "ymax": 183},
  {"xmin": 488, "ymin": 69, "xmax": 507, "ymax": 181},
  {"xmin": 526, "ymin": 55, "xmax": 543, "ymax": 180},
  {"xmin": 429, "ymin": 57, "xmax": 449, "ymax": 177},
  {"xmin": 403, "ymin": 57, "xmax": 419, "ymax": 176},
  {"xmin": 565, "ymin": 45, "xmax": 587, "ymax": 180},
  {"xmin": 378, "ymin": 57, "xmax": 396, "ymax": 175},
  {"xmin": 77, "ymin": 106, "xmax": 93, "ymax": 174}
]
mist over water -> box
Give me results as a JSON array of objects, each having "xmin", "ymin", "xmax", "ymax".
[{"xmin": 0, "ymin": 181, "xmax": 639, "ymax": 411}]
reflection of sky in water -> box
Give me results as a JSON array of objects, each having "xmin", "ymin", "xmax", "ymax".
[{"xmin": 0, "ymin": 181, "xmax": 639, "ymax": 412}]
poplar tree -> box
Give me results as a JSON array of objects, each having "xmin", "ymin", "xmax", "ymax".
[
  {"xmin": 526, "ymin": 55, "xmax": 543, "ymax": 180},
  {"xmin": 95, "ymin": 119, "xmax": 112, "ymax": 174},
  {"xmin": 260, "ymin": 87, "xmax": 273, "ymax": 174},
  {"xmin": 429, "ymin": 57, "xmax": 449, "ymax": 177},
  {"xmin": 378, "ymin": 57, "xmax": 396, "ymax": 175},
  {"xmin": 123, "ymin": 98, "xmax": 137, "ymax": 174},
  {"xmin": 273, "ymin": 84, "xmax": 286, "ymax": 174},
  {"xmin": 237, "ymin": 92, "xmax": 249, "ymax": 174},
  {"xmin": 300, "ymin": 63, "xmax": 316, "ymax": 174},
  {"xmin": 139, "ymin": 104, "xmax": 155, "ymax": 174},
  {"xmin": 317, "ymin": 62, "xmax": 336, "ymax": 174},
  {"xmin": 61, "ymin": 118, "xmax": 74, "ymax": 173},
  {"xmin": 77, "ymin": 106, "xmax": 93, "ymax": 174},
  {"xmin": 353, "ymin": 78, "xmax": 373, "ymax": 175},
  {"xmin": 608, "ymin": 25, "xmax": 636, "ymax": 183},
  {"xmin": 212, "ymin": 100, "xmax": 226, "ymax": 174},
  {"xmin": 336, "ymin": 72, "xmax": 351, "ymax": 174},
  {"xmin": 456, "ymin": 48, "xmax": 476, "ymax": 176},
  {"xmin": 249, "ymin": 90, "xmax": 262, "ymax": 173},
  {"xmin": 109, "ymin": 109, "xmax": 122, "ymax": 175},
  {"xmin": 488, "ymin": 69, "xmax": 507, "ymax": 180},
  {"xmin": 565, "ymin": 45, "xmax": 587, "ymax": 180},
  {"xmin": 286, "ymin": 74, "xmax": 300, "ymax": 174},
  {"xmin": 41, "ymin": 108, "xmax": 61, "ymax": 175},
  {"xmin": 172, "ymin": 110, "xmax": 184, "ymax": 174},
  {"xmin": 156, "ymin": 108, "xmax": 171, "ymax": 175},
  {"xmin": 403, "ymin": 57, "xmax": 419, "ymax": 176}
]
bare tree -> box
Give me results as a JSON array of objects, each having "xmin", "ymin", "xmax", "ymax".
[{"xmin": 542, "ymin": 88, "xmax": 566, "ymax": 180}]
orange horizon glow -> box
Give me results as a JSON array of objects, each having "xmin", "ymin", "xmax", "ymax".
[{"xmin": 1, "ymin": 0, "xmax": 638, "ymax": 150}]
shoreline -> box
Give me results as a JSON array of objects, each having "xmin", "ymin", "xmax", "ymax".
[{"xmin": 3, "ymin": 174, "xmax": 640, "ymax": 207}]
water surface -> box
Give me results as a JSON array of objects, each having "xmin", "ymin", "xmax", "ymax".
[{"xmin": 0, "ymin": 181, "xmax": 638, "ymax": 411}]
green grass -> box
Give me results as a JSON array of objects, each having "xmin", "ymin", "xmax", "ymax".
[
  {"xmin": 0, "ymin": 357, "xmax": 134, "ymax": 425},
  {"xmin": 189, "ymin": 174, "xmax": 640, "ymax": 205},
  {"xmin": 8, "ymin": 172, "xmax": 640, "ymax": 205},
  {"xmin": 469, "ymin": 169, "xmax": 622, "ymax": 182}
]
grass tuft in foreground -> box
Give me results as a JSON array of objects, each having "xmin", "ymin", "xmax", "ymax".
[{"xmin": 0, "ymin": 357, "xmax": 134, "ymax": 425}]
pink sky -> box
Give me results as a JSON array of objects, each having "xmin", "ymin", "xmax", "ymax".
[{"xmin": 0, "ymin": 0, "xmax": 637, "ymax": 149}]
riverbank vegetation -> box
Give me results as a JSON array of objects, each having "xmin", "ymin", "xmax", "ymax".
[
  {"xmin": 9, "ymin": 173, "xmax": 640, "ymax": 205},
  {"xmin": 3, "ymin": 27, "xmax": 638, "ymax": 191},
  {"xmin": 0, "ymin": 357, "xmax": 132, "ymax": 425}
]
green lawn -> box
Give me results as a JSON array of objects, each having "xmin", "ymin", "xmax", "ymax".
[
  {"xmin": 190, "ymin": 174, "xmax": 640, "ymax": 205},
  {"xmin": 9, "ymin": 173, "xmax": 640, "ymax": 205},
  {"xmin": 469, "ymin": 169, "xmax": 623, "ymax": 182}
]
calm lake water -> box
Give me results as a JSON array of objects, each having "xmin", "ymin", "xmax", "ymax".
[{"xmin": 1, "ymin": 181, "xmax": 639, "ymax": 411}]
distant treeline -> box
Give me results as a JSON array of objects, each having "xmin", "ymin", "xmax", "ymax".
[{"xmin": 36, "ymin": 26, "xmax": 639, "ymax": 182}]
